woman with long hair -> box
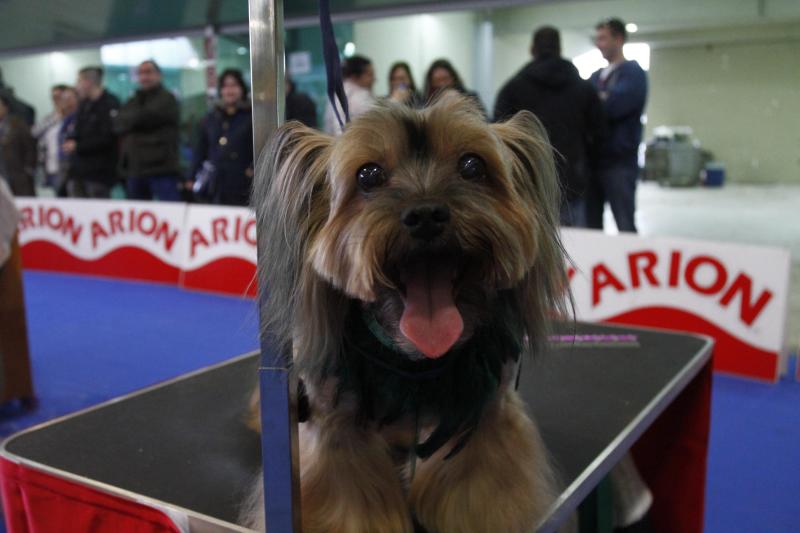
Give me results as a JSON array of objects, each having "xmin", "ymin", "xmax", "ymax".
[
  {"xmin": 386, "ymin": 62, "xmax": 423, "ymax": 108},
  {"xmin": 423, "ymin": 59, "xmax": 486, "ymax": 116}
]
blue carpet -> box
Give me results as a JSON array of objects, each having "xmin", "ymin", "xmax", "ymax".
[
  {"xmin": 2, "ymin": 272, "xmax": 799, "ymax": 532},
  {"xmin": 0, "ymin": 272, "xmax": 259, "ymax": 437},
  {"xmin": 705, "ymin": 372, "xmax": 800, "ymax": 532}
]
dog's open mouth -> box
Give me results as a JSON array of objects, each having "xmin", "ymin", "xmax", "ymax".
[{"xmin": 397, "ymin": 255, "xmax": 464, "ymax": 359}]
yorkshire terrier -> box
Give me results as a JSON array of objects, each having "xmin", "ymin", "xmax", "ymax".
[{"xmin": 244, "ymin": 92, "xmax": 568, "ymax": 533}]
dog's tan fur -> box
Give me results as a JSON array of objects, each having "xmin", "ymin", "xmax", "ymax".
[
  {"xmin": 409, "ymin": 389, "xmax": 555, "ymax": 533},
  {"xmin": 247, "ymin": 93, "xmax": 567, "ymax": 532}
]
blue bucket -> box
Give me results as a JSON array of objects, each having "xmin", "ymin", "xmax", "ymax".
[{"xmin": 704, "ymin": 163, "xmax": 725, "ymax": 187}]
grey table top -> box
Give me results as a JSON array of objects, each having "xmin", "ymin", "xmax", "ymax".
[{"xmin": 1, "ymin": 322, "xmax": 711, "ymax": 531}]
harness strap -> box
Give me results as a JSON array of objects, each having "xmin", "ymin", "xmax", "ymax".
[{"xmin": 319, "ymin": 0, "xmax": 349, "ymax": 130}]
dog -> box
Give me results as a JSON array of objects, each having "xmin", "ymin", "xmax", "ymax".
[{"xmin": 244, "ymin": 92, "xmax": 568, "ymax": 533}]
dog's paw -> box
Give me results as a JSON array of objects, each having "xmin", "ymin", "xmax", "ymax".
[
  {"xmin": 300, "ymin": 423, "xmax": 414, "ymax": 533},
  {"xmin": 302, "ymin": 494, "xmax": 413, "ymax": 533},
  {"xmin": 410, "ymin": 391, "xmax": 555, "ymax": 533}
]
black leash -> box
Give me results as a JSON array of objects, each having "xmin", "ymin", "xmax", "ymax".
[{"xmin": 319, "ymin": 0, "xmax": 350, "ymax": 130}]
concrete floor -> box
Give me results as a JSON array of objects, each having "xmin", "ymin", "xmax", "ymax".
[{"xmin": 603, "ymin": 182, "xmax": 800, "ymax": 361}]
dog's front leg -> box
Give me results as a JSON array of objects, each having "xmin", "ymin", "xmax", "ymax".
[
  {"xmin": 300, "ymin": 411, "xmax": 414, "ymax": 533},
  {"xmin": 409, "ymin": 389, "xmax": 555, "ymax": 533}
]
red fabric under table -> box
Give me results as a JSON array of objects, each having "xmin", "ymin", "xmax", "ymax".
[
  {"xmin": 631, "ymin": 360, "xmax": 713, "ymax": 533},
  {"xmin": 0, "ymin": 458, "xmax": 180, "ymax": 533}
]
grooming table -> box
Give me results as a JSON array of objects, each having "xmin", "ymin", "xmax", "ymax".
[{"xmin": 0, "ymin": 323, "xmax": 712, "ymax": 533}]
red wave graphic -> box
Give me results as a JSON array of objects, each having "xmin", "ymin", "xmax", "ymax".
[
  {"xmin": 20, "ymin": 240, "xmax": 180, "ymax": 284},
  {"xmin": 604, "ymin": 306, "xmax": 778, "ymax": 382},
  {"xmin": 180, "ymin": 256, "xmax": 257, "ymax": 298}
]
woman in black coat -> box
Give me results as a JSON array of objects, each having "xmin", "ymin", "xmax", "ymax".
[{"xmin": 189, "ymin": 69, "xmax": 253, "ymax": 206}]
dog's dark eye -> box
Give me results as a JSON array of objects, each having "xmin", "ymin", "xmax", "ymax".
[
  {"xmin": 356, "ymin": 163, "xmax": 387, "ymax": 191},
  {"xmin": 458, "ymin": 154, "xmax": 487, "ymax": 181}
]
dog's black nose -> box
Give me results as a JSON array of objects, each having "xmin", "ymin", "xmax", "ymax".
[{"xmin": 401, "ymin": 204, "xmax": 450, "ymax": 240}]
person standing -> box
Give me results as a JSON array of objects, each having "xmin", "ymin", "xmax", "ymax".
[
  {"xmin": 55, "ymin": 88, "xmax": 79, "ymax": 197},
  {"xmin": 114, "ymin": 60, "xmax": 181, "ymax": 201},
  {"xmin": 61, "ymin": 67, "xmax": 120, "ymax": 198},
  {"xmin": 494, "ymin": 26, "xmax": 605, "ymax": 227},
  {"xmin": 386, "ymin": 62, "xmax": 423, "ymax": 108},
  {"xmin": 424, "ymin": 59, "xmax": 487, "ymax": 117},
  {"xmin": 285, "ymin": 77, "xmax": 317, "ymax": 128},
  {"xmin": 324, "ymin": 55, "xmax": 376, "ymax": 135},
  {"xmin": 189, "ymin": 69, "xmax": 254, "ymax": 206},
  {"xmin": 0, "ymin": 68, "xmax": 35, "ymax": 127},
  {"xmin": 0, "ymin": 94, "xmax": 36, "ymax": 196},
  {"xmin": 32, "ymin": 85, "xmax": 68, "ymax": 191},
  {"xmin": 587, "ymin": 18, "xmax": 648, "ymax": 232}
]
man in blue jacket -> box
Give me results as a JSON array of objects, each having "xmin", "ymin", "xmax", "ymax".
[{"xmin": 588, "ymin": 18, "xmax": 648, "ymax": 232}]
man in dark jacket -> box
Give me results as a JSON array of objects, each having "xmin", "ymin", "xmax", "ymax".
[
  {"xmin": 495, "ymin": 27, "xmax": 605, "ymax": 227},
  {"xmin": 0, "ymin": 68, "xmax": 35, "ymax": 127},
  {"xmin": 285, "ymin": 78, "xmax": 317, "ymax": 128},
  {"xmin": 114, "ymin": 60, "xmax": 181, "ymax": 201},
  {"xmin": 587, "ymin": 18, "xmax": 648, "ymax": 233},
  {"xmin": 62, "ymin": 67, "xmax": 120, "ymax": 198},
  {"xmin": 0, "ymin": 94, "xmax": 36, "ymax": 196}
]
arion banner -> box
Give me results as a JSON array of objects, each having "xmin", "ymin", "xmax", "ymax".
[
  {"xmin": 15, "ymin": 198, "xmax": 257, "ymax": 294},
  {"xmin": 180, "ymin": 204, "xmax": 257, "ymax": 296},
  {"xmin": 16, "ymin": 199, "xmax": 187, "ymax": 284},
  {"xmin": 561, "ymin": 228, "xmax": 791, "ymax": 382},
  {"xmin": 14, "ymin": 199, "xmax": 791, "ymax": 381}
]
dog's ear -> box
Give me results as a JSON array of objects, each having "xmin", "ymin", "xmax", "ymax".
[
  {"xmin": 491, "ymin": 110, "xmax": 560, "ymax": 215},
  {"xmin": 253, "ymin": 121, "xmax": 347, "ymax": 377},
  {"xmin": 491, "ymin": 111, "xmax": 571, "ymax": 356}
]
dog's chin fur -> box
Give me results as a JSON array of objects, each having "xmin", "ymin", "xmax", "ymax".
[{"xmin": 246, "ymin": 92, "xmax": 568, "ymax": 532}]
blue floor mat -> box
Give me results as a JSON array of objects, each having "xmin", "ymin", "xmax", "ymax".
[
  {"xmin": 0, "ymin": 271, "xmax": 259, "ymax": 437},
  {"xmin": 705, "ymin": 372, "xmax": 800, "ymax": 532}
]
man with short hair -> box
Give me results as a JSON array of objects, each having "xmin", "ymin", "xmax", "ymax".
[
  {"xmin": 114, "ymin": 60, "xmax": 181, "ymax": 201},
  {"xmin": 324, "ymin": 55, "xmax": 376, "ymax": 135},
  {"xmin": 494, "ymin": 26, "xmax": 605, "ymax": 227},
  {"xmin": 587, "ymin": 17, "xmax": 648, "ymax": 232},
  {"xmin": 62, "ymin": 67, "xmax": 120, "ymax": 198}
]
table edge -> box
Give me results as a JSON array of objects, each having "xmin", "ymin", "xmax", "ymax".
[
  {"xmin": 536, "ymin": 333, "xmax": 714, "ymax": 532},
  {"xmin": 0, "ymin": 351, "xmax": 261, "ymax": 532}
]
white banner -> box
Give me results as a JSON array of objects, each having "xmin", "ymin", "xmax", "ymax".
[
  {"xmin": 16, "ymin": 199, "xmax": 187, "ymax": 282},
  {"xmin": 562, "ymin": 228, "xmax": 791, "ymax": 381},
  {"xmin": 13, "ymin": 199, "xmax": 791, "ymax": 381},
  {"xmin": 180, "ymin": 205, "xmax": 256, "ymax": 296},
  {"xmin": 182, "ymin": 205, "xmax": 256, "ymax": 271},
  {"xmin": 16, "ymin": 199, "xmax": 187, "ymax": 265}
]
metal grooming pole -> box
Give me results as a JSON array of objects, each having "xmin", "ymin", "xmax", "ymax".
[{"xmin": 249, "ymin": 0, "xmax": 301, "ymax": 530}]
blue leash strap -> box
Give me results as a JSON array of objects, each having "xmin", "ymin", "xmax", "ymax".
[{"xmin": 319, "ymin": 0, "xmax": 349, "ymax": 129}]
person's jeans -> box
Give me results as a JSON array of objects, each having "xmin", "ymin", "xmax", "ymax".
[
  {"xmin": 127, "ymin": 175, "xmax": 181, "ymax": 202},
  {"xmin": 560, "ymin": 197, "xmax": 587, "ymax": 228},
  {"xmin": 587, "ymin": 164, "xmax": 638, "ymax": 233}
]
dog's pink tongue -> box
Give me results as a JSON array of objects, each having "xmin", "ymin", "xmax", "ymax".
[{"xmin": 400, "ymin": 265, "xmax": 463, "ymax": 359}]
